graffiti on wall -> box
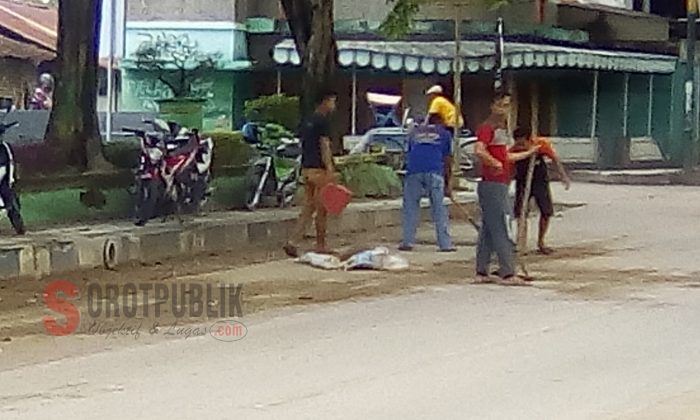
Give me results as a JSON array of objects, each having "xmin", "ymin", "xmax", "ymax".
[{"xmin": 125, "ymin": 76, "xmax": 230, "ymax": 124}]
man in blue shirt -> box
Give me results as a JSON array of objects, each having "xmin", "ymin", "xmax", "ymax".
[{"xmin": 399, "ymin": 114, "xmax": 455, "ymax": 252}]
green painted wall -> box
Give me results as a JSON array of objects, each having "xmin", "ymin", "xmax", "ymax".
[
  {"xmin": 550, "ymin": 68, "xmax": 682, "ymax": 167},
  {"xmin": 651, "ymin": 73, "xmax": 674, "ymax": 161},
  {"xmin": 121, "ymin": 70, "xmax": 237, "ymax": 130},
  {"xmin": 555, "ymin": 72, "xmax": 594, "ymax": 138},
  {"xmin": 596, "ymin": 72, "xmax": 626, "ymax": 168},
  {"xmin": 667, "ymin": 64, "xmax": 690, "ymax": 164},
  {"xmin": 627, "ymin": 74, "xmax": 652, "ymax": 138},
  {"xmin": 233, "ymin": 72, "xmax": 254, "ymax": 128}
]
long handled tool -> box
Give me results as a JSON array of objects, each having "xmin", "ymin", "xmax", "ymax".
[
  {"xmin": 515, "ymin": 154, "xmax": 537, "ymax": 279},
  {"xmin": 449, "ymin": 195, "xmax": 480, "ymax": 232}
]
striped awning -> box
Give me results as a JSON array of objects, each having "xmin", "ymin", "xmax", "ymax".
[{"xmin": 272, "ymin": 39, "xmax": 677, "ymax": 75}]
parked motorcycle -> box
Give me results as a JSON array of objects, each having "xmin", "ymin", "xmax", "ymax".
[
  {"xmin": 244, "ymin": 136, "xmax": 302, "ymax": 211},
  {"xmin": 0, "ymin": 116, "xmax": 25, "ymax": 235},
  {"xmin": 124, "ymin": 119, "xmax": 213, "ymax": 226}
]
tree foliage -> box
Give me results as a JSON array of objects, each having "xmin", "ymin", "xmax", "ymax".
[
  {"xmin": 381, "ymin": 0, "xmax": 512, "ymax": 39},
  {"xmin": 244, "ymin": 94, "xmax": 300, "ymax": 131}
]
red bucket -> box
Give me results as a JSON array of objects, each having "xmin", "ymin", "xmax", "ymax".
[{"xmin": 320, "ymin": 183, "xmax": 352, "ymax": 215}]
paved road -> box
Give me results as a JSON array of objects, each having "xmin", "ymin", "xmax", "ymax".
[{"xmin": 1, "ymin": 183, "xmax": 700, "ymax": 419}]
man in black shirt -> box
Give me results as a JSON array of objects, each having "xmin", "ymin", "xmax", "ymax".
[
  {"xmin": 284, "ymin": 91, "xmax": 338, "ymax": 257},
  {"xmin": 511, "ymin": 128, "xmax": 570, "ymax": 254}
]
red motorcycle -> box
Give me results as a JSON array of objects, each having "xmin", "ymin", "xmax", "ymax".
[{"xmin": 124, "ymin": 119, "xmax": 213, "ymax": 226}]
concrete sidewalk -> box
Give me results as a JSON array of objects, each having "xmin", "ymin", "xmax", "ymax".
[
  {"xmin": 571, "ymin": 168, "xmax": 692, "ymax": 185},
  {"xmin": 0, "ymin": 192, "xmax": 480, "ymax": 280}
]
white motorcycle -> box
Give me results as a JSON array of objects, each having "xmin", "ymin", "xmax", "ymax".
[{"xmin": 0, "ymin": 116, "xmax": 25, "ymax": 234}]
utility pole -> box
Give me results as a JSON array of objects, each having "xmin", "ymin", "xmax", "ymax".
[
  {"xmin": 453, "ymin": 14, "xmax": 462, "ymax": 187},
  {"xmin": 685, "ymin": 0, "xmax": 698, "ymax": 171},
  {"xmin": 106, "ymin": 0, "xmax": 117, "ymax": 143},
  {"xmin": 495, "ymin": 17, "xmax": 505, "ymax": 96}
]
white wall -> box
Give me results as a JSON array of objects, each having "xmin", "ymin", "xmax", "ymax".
[
  {"xmin": 99, "ymin": 0, "xmax": 126, "ymax": 59},
  {"xmin": 554, "ymin": 0, "xmax": 632, "ymax": 9}
]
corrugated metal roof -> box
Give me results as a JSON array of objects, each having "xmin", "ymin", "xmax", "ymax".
[
  {"xmin": 273, "ymin": 39, "xmax": 678, "ymax": 75},
  {"xmin": 0, "ymin": 0, "xmax": 56, "ymax": 52},
  {"xmin": 0, "ymin": 31, "xmax": 53, "ymax": 62}
]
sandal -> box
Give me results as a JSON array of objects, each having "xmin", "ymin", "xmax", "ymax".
[
  {"xmin": 537, "ymin": 246, "xmax": 554, "ymax": 255},
  {"xmin": 439, "ymin": 247, "xmax": 458, "ymax": 253},
  {"xmin": 498, "ymin": 275, "xmax": 532, "ymax": 287},
  {"xmin": 283, "ymin": 243, "xmax": 299, "ymax": 258},
  {"xmin": 473, "ymin": 273, "xmax": 495, "ymax": 284}
]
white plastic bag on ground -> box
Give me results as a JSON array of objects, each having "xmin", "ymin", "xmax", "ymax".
[
  {"xmin": 344, "ymin": 247, "xmax": 409, "ymax": 271},
  {"xmin": 299, "ymin": 252, "xmax": 343, "ymax": 270},
  {"xmin": 376, "ymin": 254, "xmax": 410, "ymax": 271}
]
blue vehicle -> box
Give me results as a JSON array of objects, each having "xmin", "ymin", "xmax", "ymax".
[{"xmin": 351, "ymin": 92, "xmax": 478, "ymax": 179}]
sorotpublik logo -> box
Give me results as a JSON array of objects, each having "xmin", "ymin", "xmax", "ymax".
[{"xmin": 42, "ymin": 280, "xmax": 244, "ymax": 338}]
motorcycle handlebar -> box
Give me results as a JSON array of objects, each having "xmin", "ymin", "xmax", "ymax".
[
  {"xmin": 122, "ymin": 127, "xmax": 145, "ymax": 136},
  {"xmin": 0, "ymin": 121, "xmax": 19, "ymax": 132}
]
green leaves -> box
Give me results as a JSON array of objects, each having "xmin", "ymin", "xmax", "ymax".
[
  {"xmin": 381, "ymin": 0, "xmax": 512, "ymax": 39},
  {"xmin": 244, "ymin": 94, "xmax": 301, "ymax": 132},
  {"xmin": 339, "ymin": 162, "xmax": 402, "ymax": 198},
  {"xmin": 380, "ymin": 0, "xmax": 426, "ymax": 40}
]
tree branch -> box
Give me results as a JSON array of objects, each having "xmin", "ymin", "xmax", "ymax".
[
  {"xmin": 280, "ymin": 0, "xmax": 314, "ymax": 56},
  {"xmin": 381, "ymin": 0, "xmax": 512, "ymax": 39}
]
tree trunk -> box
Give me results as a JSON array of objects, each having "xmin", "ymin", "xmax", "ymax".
[
  {"xmin": 45, "ymin": 0, "xmax": 111, "ymax": 172},
  {"xmin": 280, "ymin": 0, "xmax": 338, "ymax": 149}
]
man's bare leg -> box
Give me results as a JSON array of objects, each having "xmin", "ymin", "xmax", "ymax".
[
  {"xmin": 537, "ymin": 214, "xmax": 553, "ymax": 254},
  {"xmin": 314, "ymin": 193, "xmax": 330, "ymax": 253},
  {"xmin": 284, "ymin": 181, "xmax": 316, "ymax": 257}
]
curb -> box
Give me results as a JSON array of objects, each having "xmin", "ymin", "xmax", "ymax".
[
  {"xmin": 0, "ymin": 193, "xmax": 479, "ymax": 280},
  {"xmin": 570, "ymin": 169, "xmax": 684, "ymax": 186}
]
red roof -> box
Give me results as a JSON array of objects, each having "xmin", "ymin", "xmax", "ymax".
[{"xmin": 0, "ymin": 0, "xmax": 57, "ymax": 52}]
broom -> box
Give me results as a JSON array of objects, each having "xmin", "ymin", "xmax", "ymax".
[
  {"xmin": 515, "ymin": 154, "xmax": 537, "ymax": 280},
  {"xmin": 449, "ymin": 195, "xmax": 480, "ymax": 232}
]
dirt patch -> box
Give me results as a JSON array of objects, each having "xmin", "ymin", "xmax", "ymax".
[
  {"xmin": 515, "ymin": 243, "xmax": 692, "ymax": 299},
  {"xmin": 0, "ymin": 228, "xmax": 693, "ymax": 341}
]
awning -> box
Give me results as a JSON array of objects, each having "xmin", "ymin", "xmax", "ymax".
[{"xmin": 272, "ymin": 39, "xmax": 677, "ymax": 75}]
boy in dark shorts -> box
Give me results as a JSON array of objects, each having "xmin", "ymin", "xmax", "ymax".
[
  {"xmin": 283, "ymin": 91, "xmax": 338, "ymax": 257},
  {"xmin": 511, "ymin": 128, "xmax": 571, "ymax": 255}
]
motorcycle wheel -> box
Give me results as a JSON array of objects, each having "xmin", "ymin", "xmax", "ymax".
[
  {"xmin": 244, "ymin": 166, "xmax": 265, "ymax": 211},
  {"xmin": 187, "ymin": 176, "xmax": 207, "ymax": 215},
  {"xmin": 134, "ymin": 179, "xmax": 161, "ymax": 226}
]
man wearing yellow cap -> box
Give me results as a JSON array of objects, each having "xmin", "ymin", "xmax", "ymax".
[{"xmin": 426, "ymin": 85, "xmax": 464, "ymax": 130}]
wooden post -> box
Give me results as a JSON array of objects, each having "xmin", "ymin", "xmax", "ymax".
[
  {"xmin": 517, "ymin": 155, "xmax": 537, "ymax": 255},
  {"xmin": 452, "ymin": 15, "xmax": 463, "ymax": 185},
  {"xmin": 507, "ymin": 73, "xmax": 517, "ymax": 133},
  {"xmin": 276, "ymin": 70, "xmax": 282, "ymax": 95},
  {"xmin": 623, "ymin": 73, "xmax": 630, "ymax": 138},
  {"xmin": 351, "ymin": 69, "xmax": 357, "ymax": 135},
  {"xmin": 530, "ymin": 82, "xmax": 539, "ymax": 136},
  {"xmin": 648, "ymin": 74, "xmax": 654, "ymax": 137},
  {"xmin": 591, "ymin": 70, "xmax": 600, "ymax": 162}
]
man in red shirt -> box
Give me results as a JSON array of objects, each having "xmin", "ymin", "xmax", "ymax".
[{"xmin": 473, "ymin": 96, "xmax": 539, "ymax": 285}]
